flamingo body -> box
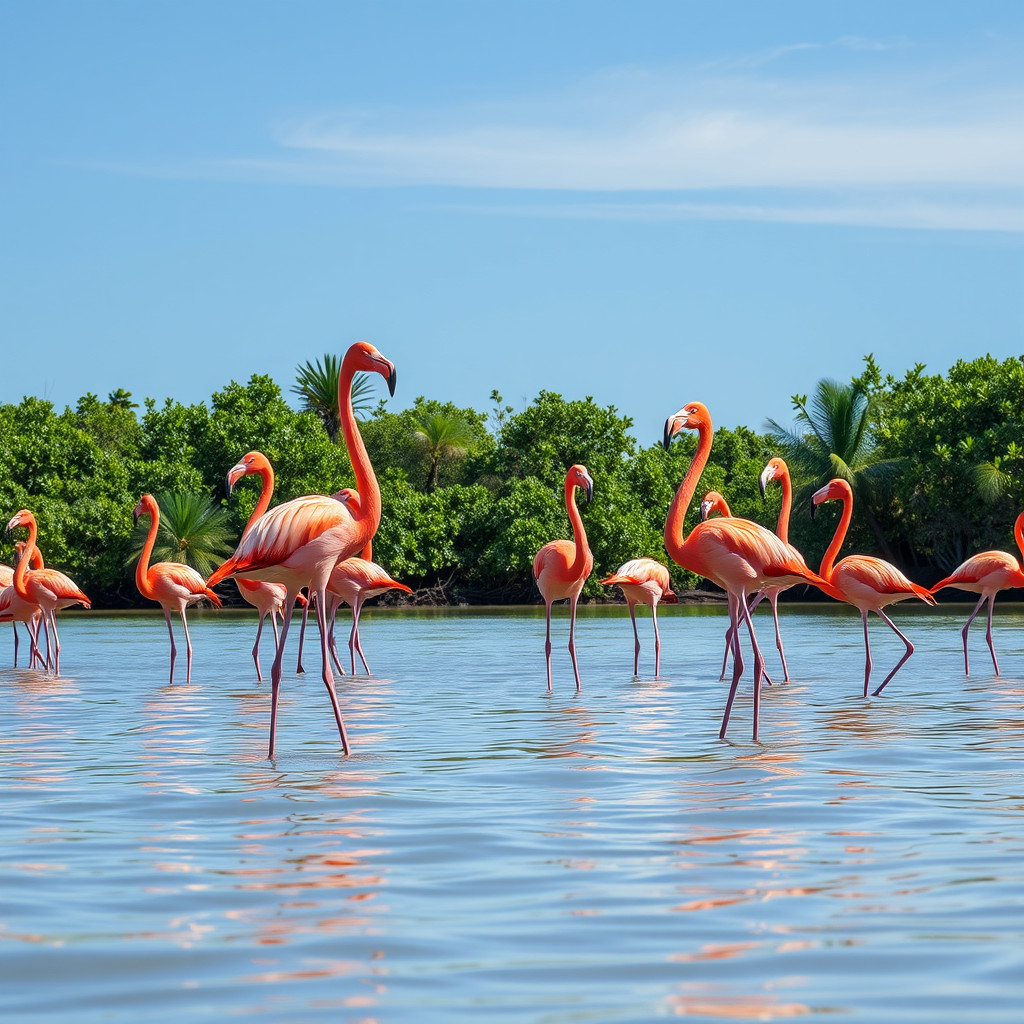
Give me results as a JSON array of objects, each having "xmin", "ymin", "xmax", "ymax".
[
  {"xmin": 207, "ymin": 341, "xmax": 397, "ymax": 758},
  {"xmin": 6, "ymin": 510, "xmax": 90, "ymax": 675},
  {"xmin": 325, "ymin": 557, "xmax": 412, "ymax": 674},
  {"xmin": 534, "ymin": 465, "xmax": 595, "ymax": 691},
  {"xmin": 812, "ymin": 478, "xmax": 935, "ymax": 697},
  {"xmin": 928, "ymin": 511, "xmax": 1024, "ymax": 675},
  {"xmin": 134, "ymin": 494, "xmax": 222, "ymax": 684},
  {"xmin": 600, "ymin": 557, "xmax": 676, "ymax": 677}
]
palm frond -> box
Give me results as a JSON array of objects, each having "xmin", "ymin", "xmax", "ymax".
[{"xmin": 129, "ymin": 491, "xmax": 234, "ymax": 576}]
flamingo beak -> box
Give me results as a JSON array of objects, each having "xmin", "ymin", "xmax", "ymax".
[
  {"xmin": 226, "ymin": 463, "xmax": 246, "ymax": 495},
  {"xmin": 810, "ymin": 484, "xmax": 829, "ymax": 519},
  {"xmin": 584, "ymin": 477, "xmax": 594, "ymax": 505},
  {"xmin": 386, "ymin": 364, "xmax": 397, "ymax": 397},
  {"xmin": 700, "ymin": 499, "xmax": 712, "ymax": 521},
  {"xmin": 759, "ymin": 465, "xmax": 772, "ymax": 500},
  {"xmin": 662, "ymin": 417, "xmax": 678, "ymax": 451}
]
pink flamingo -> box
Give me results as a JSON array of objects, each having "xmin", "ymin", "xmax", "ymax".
[
  {"xmin": 928, "ymin": 510, "xmax": 1024, "ymax": 675},
  {"xmin": 6, "ymin": 509, "xmax": 91, "ymax": 675},
  {"xmin": 663, "ymin": 403, "xmax": 827, "ymax": 741},
  {"xmin": 0, "ymin": 544, "xmax": 43, "ymax": 667},
  {"xmin": 225, "ymin": 451, "xmax": 308, "ymax": 681},
  {"xmin": 599, "ymin": 558, "xmax": 676, "ymax": 677},
  {"xmin": 206, "ymin": 341, "xmax": 396, "ymax": 758},
  {"xmin": 811, "ymin": 478, "xmax": 935, "ymax": 696},
  {"xmin": 134, "ymin": 494, "xmax": 223, "ymax": 684},
  {"xmin": 533, "ymin": 464, "xmax": 594, "ymax": 691},
  {"xmin": 325, "ymin": 557, "xmax": 412, "ymax": 674}
]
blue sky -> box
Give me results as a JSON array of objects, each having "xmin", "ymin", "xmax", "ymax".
[{"xmin": 2, "ymin": 1, "xmax": 1023, "ymax": 447}]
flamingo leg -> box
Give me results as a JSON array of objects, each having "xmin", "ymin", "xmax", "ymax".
[
  {"xmin": 11, "ymin": 621, "xmax": 18, "ymax": 667},
  {"xmin": 739, "ymin": 592, "xmax": 767, "ymax": 741},
  {"xmin": 628, "ymin": 600, "xmax": 640, "ymax": 676},
  {"xmin": 327, "ymin": 597, "xmax": 345, "ymax": 676},
  {"xmin": 252, "ymin": 612, "xmax": 266, "ymax": 682},
  {"xmin": 870, "ymin": 608, "xmax": 914, "ymax": 697},
  {"xmin": 860, "ymin": 610, "xmax": 873, "ymax": 697},
  {"xmin": 179, "ymin": 606, "xmax": 194, "ymax": 684},
  {"xmin": 984, "ymin": 595, "xmax": 1000, "ymax": 675},
  {"xmin": 719, "ymin": 597, "xmax": 745, "ymax": 739},
  {"xmin": 296, "ymin": 595, "xmax": 309, "ymax": 674},
  {"xmin": 268, "ymin": 586, "xmax": 301, "ymax": 758},
  {"xmin": 567, "ymin": 595, "xmax": 582, "ymax": 692},
  {"xmin": 958, "ymin": 594, "xmax": 987, "ymax": 677},
  {"xmin": 768, "ymin": 591, "xmax": 789, "ymax": 682},
  {"xmin": 351, "ymin": 597, "xmax": 370, "ymax": 675},
  {"xmin": 313, "ymin": 586, "xmax": 350, "ymax": 756},
  {"xmin": 164, "ymin": 608, "xmax": 177, "ymax": 684},
  {"xmin": 544, "ymin": 602, "xmax": 553, "ymax": 692},
  {"xmin": 49, "ymin": 611, "xmax": 61, "ymax": 676},
  {"xmin": 651, "ymin": 600, "xmax": 662, "ymax": 678}
]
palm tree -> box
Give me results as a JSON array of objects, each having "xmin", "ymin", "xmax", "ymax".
[
  {"xmin": 129, "ymin": 492, "xmax": 235, "ymax": 577},
  {"xmin": 766, "ymin": 378, "xmax": 903, "ymax": 559},
  {"xmin": 293, "ymin": 354, "xmax": 374, "ymax": 441},
  {"xmin": 413, "ymin": 411, "xmax": 477, "ymax": 491}
]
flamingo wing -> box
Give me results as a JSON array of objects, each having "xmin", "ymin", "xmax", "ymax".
[{"xmin": 930, "ymin": 551, "xmax": 1024, "ymax": 594}]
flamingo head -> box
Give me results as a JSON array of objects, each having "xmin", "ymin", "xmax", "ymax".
[
  {"xmin": 759, "ymin": 457, "xmax": 788, "ymax": 499},
  {"xmin": 663, "ymin": 402, "xmax": 710, "ymax": 450},
  {"xmin": 700, "ymin": 490, "xmax": 729, "ymax": 521},
  {"xmin": 567, "ymin": 464, "xmax": 594, "ymax": 505},
  {"xmin": 345, "ymin": 341, "xmax": 397, "ymax": 397},
  {"xmin": 227, "ymin": 451, "xmax": 273, "ymax": 494},
  {"xmin": 810, "ymin": 478, "xmax": 852, "ymax": 519},
  {"xmin": 6, "ymin": 509, "xmax": 34, "ymax": 535},
  {"xmin": 133, "ymin": 494, "xmax": 158, "ymax": 525}
]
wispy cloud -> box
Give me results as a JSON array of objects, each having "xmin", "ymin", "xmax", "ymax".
[{"xmin": 88, "ymin": 41, "xmax": 1024, "ymax": 231}]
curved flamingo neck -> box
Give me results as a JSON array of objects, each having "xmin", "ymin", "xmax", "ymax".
[
  {"xmin": 242, "ymin": 464, "xmax": 275, "ymax": 540},
  {"xmin": 565, "ymin": 477, "xmax": 591, "ymax": 578},
  {"xmin": 777, "ymin": 469, "xmax": 793, "ymax": 545},
  {"xmin": 664, "ymin": 418, "xmax": 712, "ymax": 564},
  {"xmin": 1014, "ymin": 512, "xmax": 1024, "ymax": 566},
  {"xmin": 12, "ymin": 517, "xmax": 38, "ymax": 600},
  {"xmin": 135, "ymin": 503, "xmax": 159, "ymax": 600},
  {"xmin": 338, "ymin": 352, "xmax": 380, "ymax": 545},
  {"xmin": 819, "ymin": 490, "xmax": 852, "ymax": 581}
]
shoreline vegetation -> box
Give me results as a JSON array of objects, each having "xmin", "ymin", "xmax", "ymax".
[{"xmin": 1, "ymin": 352, "xmax": 1022, "ymax": 611}]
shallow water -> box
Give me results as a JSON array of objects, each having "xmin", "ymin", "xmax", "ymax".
[{"xmin": 2, "ymin": 603, "xmax": 1024, "ymax": 1022}]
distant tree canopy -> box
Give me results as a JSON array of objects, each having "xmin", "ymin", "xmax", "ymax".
[{"xmin": 0, "ymin": 352, "xmax": 1021, "ymax": 606}]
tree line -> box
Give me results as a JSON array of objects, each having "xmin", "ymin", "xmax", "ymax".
[{"xmin": 1, "ymin": 352, "xmax": 1021, "ymax": 608}]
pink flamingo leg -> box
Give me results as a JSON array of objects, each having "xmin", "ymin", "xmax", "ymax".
[
  {"xmin": 326, "ymin": 596, "xmax": 346, "ymax": 676},
  {"xmin": 870, "ymin": 608, "xmax": 915, "ymax": 697},
  {"xmin": 312, "ymin": 586, "xmax": 351, "ymax": 756},
  {"xmin": 11, "ymin": 622, "xmax": 19, "ymax": 667},
  {"xmin": 296, "ymin": 597, "xmax": 309, "ymax": 674},
  {"xmin": 767, "ymin": 591, "xmax": 790, "ymax": 682},
  {"xmin": 179, "ymin": 607, "xmax": 194, "ymax": 684},
  {"xmin": 719, "ymin": 598, "xmax": 745, "ymax": 739},
  {"xmin": 567, "ymin": 596, "xmax": 582, "ymax": 692},
  {"xmin": 983, "ymin": 596, "xmax": 1000, "ymax": 675},
  {"xmin": 252, "ymin": 612, "xmax": 267, "ymax": 682},
  {"xmin": 268, "ymin": 586, "xmax": 301, "ymax": 758},
  {"xmin": 651, "ymin": 602, "xmax": 662, "ymax": 678},
  {"xmin": 543, "ymin": 602, "xmax": 554, "ymax": 692},
  {"xmin": 627, "ymin": 600, "xmax": 641, "ymax": 675},
  {"xmin": 164, "ymin": 609, "xmax": 178, "ymax": 684},
  {"xmin": 350, "ymin": 597, "xmax": 371, "ymax": 675}
]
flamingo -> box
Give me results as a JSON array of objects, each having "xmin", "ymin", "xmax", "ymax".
[
  {"xmin": 533, "ymin": 464, "xmax": 594, "ymax": 691},
  {"xmin": 663, "ymin": 403, "xmax": 827, "ymax": 741},
  {"xmin": 0, "ymin": 544, "xmax": 43, "ymax": 667},
  {"xmin": 133, "ymin": 494, "xmax": 223, "ymax": 684},
  {"xmin": 6, "ymin": 509, "xmax": 91, "ymax": 675},
  {"xmin": 811, "ymin": 478, "xmax": 935, "ymax": 697},
  {"xmin": 225, "ymin": 451, "xmax": 309, "ymax": 682},
  {"xmin": 206, "ymin": 341, "xmax": 397, "ymax": 758},
  {"xmin": 599, "ymin": 557, "xmax": 676, "ymax": 677},
  {"xmin": 325, "ymin": 557, "xmax": 413, "ymax": 675},
  {"xmin": 927, "ymin": 510, "xmax": 1024, "ymax": 675}
]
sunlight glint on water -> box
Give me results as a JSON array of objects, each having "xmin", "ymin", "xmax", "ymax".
[{"xmin": 2, "ymin": 605, "xmax": 1024, "ymax": 1022}]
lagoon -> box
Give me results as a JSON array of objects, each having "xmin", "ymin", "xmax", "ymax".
[{"xmin": 2, "ymin": 604, "xmax": 1024, "ymax": 1022}]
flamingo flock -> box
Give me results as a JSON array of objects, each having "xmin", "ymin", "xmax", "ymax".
[{"xmin": 3, "ymin": 356, "xmax": 1022, "ymax": 755}]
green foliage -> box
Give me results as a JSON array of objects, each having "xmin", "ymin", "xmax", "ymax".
[{"xmin": 293, "ymin": 353, "xmax": 374, "ymax": 440}]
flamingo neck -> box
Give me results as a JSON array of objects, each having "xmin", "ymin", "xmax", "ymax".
[
  {"xmin": 565, "ymin": 479, "xmax": 591, "ymax": 578},
  {"xmin": 242, "ymin": 465, "xmax": 275, "ymax": 540},
  {"xmin": 135, "ymin": 506, "xmax": 159, "ymax": 600},
  {"xmin": 360, "ymin": 539, "xmax": 373, "ymax": 562},
  {"xmin": 13, "ymin": 518, "xmax": 39, "ymax": 600},
  {"xmin": 338, "ymin": 352, "xmax": 380, "ymax": 547},
  {"xmin": 777, "ymin": 469, "xmax": 792, "ymax": 545},
  {"xmin": 664, "ymin": 419, "xmax": 712, "ymax": 564},
  {"xmin": 819, "ymin": 492, "xmax": 852, "ymax": 580}
]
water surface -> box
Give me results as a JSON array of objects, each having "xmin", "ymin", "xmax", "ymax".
[{"xmin": 2, "ymin": 604, "xmax": 1024, "ymax": 1021}]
